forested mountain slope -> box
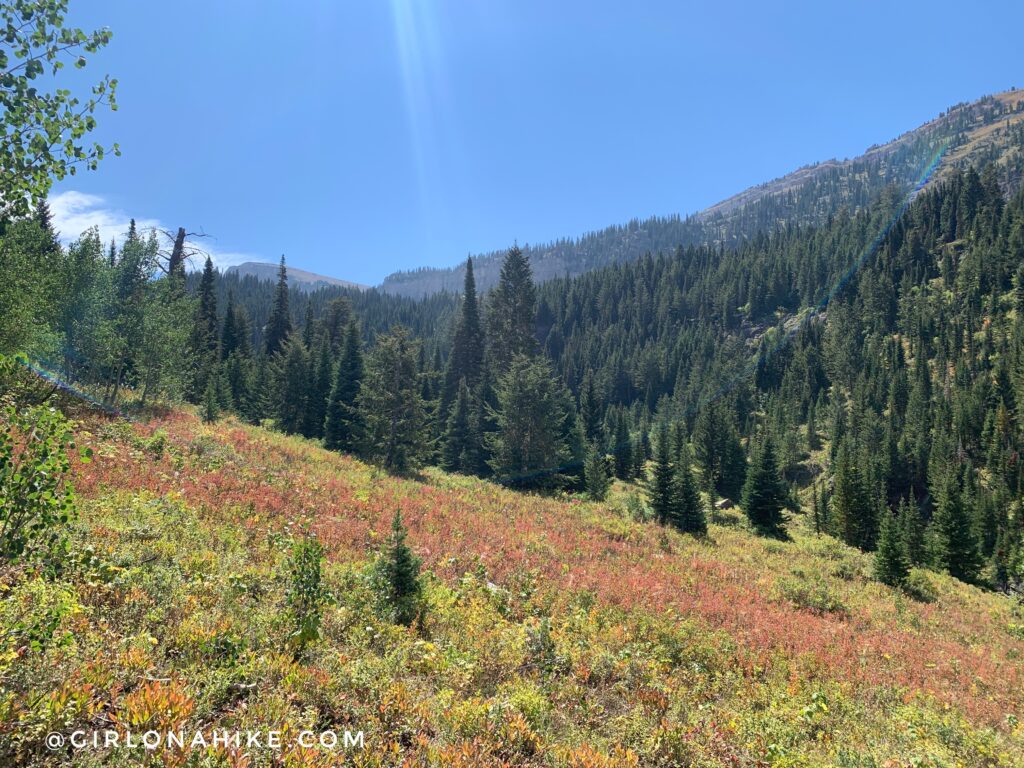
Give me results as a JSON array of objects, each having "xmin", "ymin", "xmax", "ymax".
[
  {"xmin": 379, "ymin": 89, "xmax": 1024, "ymax": 298},
  {"xmin": 191, "ymin": 153, "xmax": 1024, "ymax": 602},
  {"xmin": 8, "ymin": 166, "xmax": 1024, "ymax": 761}
]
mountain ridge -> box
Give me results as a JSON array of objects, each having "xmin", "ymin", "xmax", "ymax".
[
  {"xmin": 225, "ymin": 260, "xmax": 367, "ymax": 292},
  {"xmin": 376, "ymin": 88, "xmax": 1024, "ymax": 298}
]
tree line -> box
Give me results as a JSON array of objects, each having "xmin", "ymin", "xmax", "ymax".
[{"xmin": 5, "ymin": 144, "xmax": 1024, "ymax": 594}]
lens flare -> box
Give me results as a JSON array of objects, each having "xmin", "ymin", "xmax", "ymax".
[
  {"xmin": 522, "ymin": 138, "xmax": 953, "ymax": 484},
  {"xmin": 694, "ymin": 136, "xmax": 952, "ymax": 414},
  {"xmin": 14, "ymin": 354, "xmax": 124, "ymax": 417}
]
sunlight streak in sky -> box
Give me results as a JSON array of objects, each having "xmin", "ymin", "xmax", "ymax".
[{"xmin": 389, "ymin": 0, "xmax": 456, "ymax": 225}]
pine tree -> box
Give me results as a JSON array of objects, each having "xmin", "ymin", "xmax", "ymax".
[
  {"xmin": 897, "ymin": 496, "xmax": 926, "ymax": 566},
  {"xmin": 631, "ymin": 431, "xmax": 648, "ymax": 480},
  {"xmin": 486, "ymin": 354, "xmax": 572, "ymax": 490},
  {"xmin": 832, "ymin": 439, "xmax": 878, "ymax": 550},
  {"xmin": 357, "ymin": 326, "xmax": 429, "ymax": 472},
  {"xmin": 302, "ymin": 338, "xmax": 332, "ymax": 439},
  {"xmin": 166, "ymin": 226, "xmax": 187, "ymax": 281},
  {"xmin": 371, "ymin": 511, "xmax": 422, "ymax": 627},
  {"xmin": 242, "ymin": 355, "xmax": 271, "ymax": 425},
  {"xmin": 806, "ymin": 398, "xmax": 819, "ymax": 451},
  {"xmin": 223, "ymin": 350, "xmax": 250, "ymax": 411},
  {"xmin": 467, "ymin": 365, "xmax": 498, "ymax": 477},
  {"xmin": 323, "ymin": 321, "xmax": 364, "ymax": 452},
  {"xmin": 611, "ymin": 411, "xmax": 633, "ymax": 480},
  {"xmin": 221, "ymin": 295, "xmax": 252, "ymax": 360},
  {"xmin": 221, "ymin": 291, "xmax": 241, "ymax": 359},
  {"xmin": 933, "ymin": 468, "xmax": 982, "ymax": 582},
  {"xmin": 189, "ymin": 256, "xmax": 219, "ymax": 400},
  {"xmin": 974, "ymin": 489, "xmax": 1000, "ymax": 559},
  {"xmin": 321, "ymin": 297, "xmax": 352, "ymax": 351},
  {"xmin": 579, "ymin": 370, "xmax": 604, "ymax": 445},
  {"xmin": 647, "ymin": 422, "xmax": 675, "ymax": 525},
  {"xmin": 874, "ymin": 509, "xmax": 909, "ymax": 586},
  {"xmin": 720, "ymin": 423, "xmax": 747, "ymax": 500},
  {"xmin": 440, "ymin": 257, "xmax": 485, "ymax": 417},
  {"xmin": 992, "ymin": 525, "xmax": 1017, "ymax": 591},
  {"xmin": 488, "ymin": 245, "xmax": 538, "ymax": 372},
  {"xmin": 195, "ymin": 256, "xmax": 218, "ymax": 345},
  {"xmin": 669, "ymin": 444, "xmax": 706, "ymax": 535},
  {"xmin": 692, "ymin": 404, "xmax": 718, "ymax": 499},
  {"xmin": 441, "ymin": 379, "xmax": 473, "ymax": 472},
  {"xmin": 202, "ymin": 378, "xmax": 219, "ymax": 423},
  {"xmin": 565, "ymin": 414, "xmax": 588, "ymax": 492},
  {"xmin": 584, "ymin": 444, "xmax": 611, "ymax": 501},
  {"xmin": 34, "ymin": 198, "xmax": 59, "ymax": 254},
  {"xmin": 301, "ymin": 304, "xmax": 315, "ymax": 349},
  {"xmin": 904, "ymin": 351, "xmax": 932, "ymax": 495},
  {"xmin": 265, "ymin": 256, "xmax": 293, "ymax": 357},
  {"xmin": 740, "ymin": 434, "xmax": 787, "ymax": 536},
  {"xmin": 274, "ymin": 337, "xmax": 309, "ymax": 435},
  {"xmin": 693, "ymin": 401, "xmax": 746, "ymax": 501}
]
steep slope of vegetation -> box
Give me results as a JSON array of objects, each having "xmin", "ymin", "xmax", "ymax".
[
  {"xmin": 2, "ymin": 408, "xmax": 1023, "ymax": 766},
  {"xmin": 168, "ymin": 160, "xmax": 1024, "ymax": 604}
]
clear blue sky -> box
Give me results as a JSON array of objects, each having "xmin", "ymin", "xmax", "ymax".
[{"xmin": 49, "ymin": 0, "xmax": 1024, "ymax": 285}]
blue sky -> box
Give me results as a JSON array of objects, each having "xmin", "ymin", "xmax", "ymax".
[{"xmin": 49, "ymin": 0, "xmax": 1024, "ymax": 285}]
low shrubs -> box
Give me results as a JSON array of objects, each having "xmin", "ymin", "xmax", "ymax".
[
  {"xmin": 285, "ymin": 537, "xmax": 330, "ymax": 654},
  {"xmin": 777, "ymin": 573, "xmax": 848, "ymax": 616},
  {"xmin": 903, "ymin": 568, "xmax": 939, "ymax": 603}
]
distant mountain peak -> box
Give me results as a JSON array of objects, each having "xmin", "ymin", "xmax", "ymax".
[{"xmin": 226, "ymin": 261, "xmax": 367, "ymax": 292}]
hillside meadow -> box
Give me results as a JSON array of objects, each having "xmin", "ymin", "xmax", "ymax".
[{"xmin": 0, "ymin": 407, "xmax": 1021, "ymax": 767}]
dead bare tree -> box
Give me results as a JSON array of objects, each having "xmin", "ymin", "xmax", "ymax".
[{"xmin": 150, "ymin": 226, "xmax": 213, "ymax": 276}]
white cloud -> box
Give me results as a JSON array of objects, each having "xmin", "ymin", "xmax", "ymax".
[
  {"xmin": 49, "ymin": 190, "xmax": 160, "ymax": 247},
  {"xmin": 48, "ymin": 190, "xmax": 257, "ymax": 270}
]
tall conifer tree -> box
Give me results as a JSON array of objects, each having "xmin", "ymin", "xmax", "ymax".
[
  {"xmin": 740, "ymin": 434, "xmax": 787, "ymax": 536},
  {"xmin": 612, "ymin": 411, "xmax": 633, "ymax": 480},
  {"xmin": 274, "ymin": 336, "xmax": 309, "ymax": 435},
  {"xmin": 874, "ymin": 509, "xmax": 910, "ymax": 586},
  {"xmin": 441, "ymin": 379, "xmax": 473, "ymax": 472},
  {"xmin": 832, "ymin": 438, "xmax": 878, "ymax": 550},
  {"xmin": 441, "ymin": 257, "xmax": 485, "ymax": 417},
  {"xmin": 933, "ymin": 467, "xmax": 982, "ymax": 582},
  {"xmin": 648, "ymin": 422, "xmax": 675, "ymax": 525},
  {"xmin": 584, "ymin": 444, "xmax": 611, "ymax": 501},
  {"xmin": 189, "ymin": 256, "xmax": 219, "ymax": 400},
  {"xmin": 486, "ymin": 354, "xmax": 572, "ymax": 490},
  {"xmin": 324, "ymin": 321, "xmax": 364, "ymax": 452},
  {"xmin": 488, "ymin": 245, "xmax": 538, "ymax": 372},
  {"xmin": 579, "ymin": 370, "xmax": 604, "ymax": 445},
  {"xmin": 669, "ymin": 444, "xmax": 706, "ymax": 535},
  {"xmin": 357, "ymin": 326, "xmax": 429, "ymax": 472},
  {"xmin": 265, "ymin": 256, "xmax": 293, "ymax": 357},
  {"xmin": 303, "ymin": 338, "xmax": 332, "ymax": 439}
]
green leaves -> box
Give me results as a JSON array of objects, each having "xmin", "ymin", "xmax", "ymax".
[
  {"xmin": 285, "ymin": 536, "xmax": 330, "ymax": 655},
  {"xmin": 0, "ymin": 0, "xmax": 118, "ymax": 220},
  {"xmin": 0, "ymin": 393, "xmax": 79, "ymax": 565}
]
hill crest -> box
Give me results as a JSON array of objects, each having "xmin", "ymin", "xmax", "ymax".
[{"xmin": 225, "ymin": 261, "xmax": 367, "ymax": 292}]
